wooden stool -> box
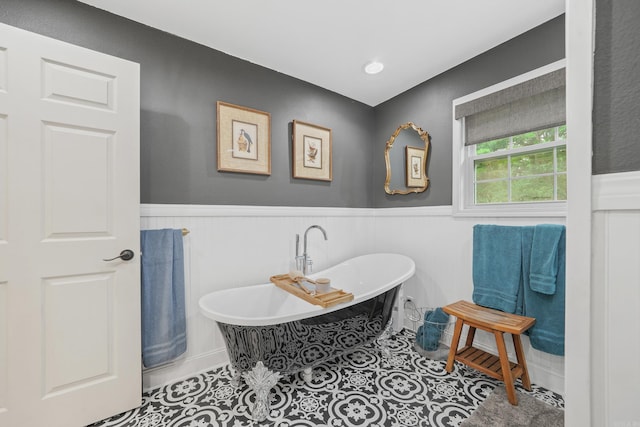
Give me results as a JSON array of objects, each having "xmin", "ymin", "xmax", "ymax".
[{"xmin": 442, "ymin": 300, "xmax": 535, "ymax": 405}]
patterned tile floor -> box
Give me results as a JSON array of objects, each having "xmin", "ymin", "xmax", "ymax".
[{"xmin": 89, "ymin": 330, "xmax": 564, "ymax": 427}]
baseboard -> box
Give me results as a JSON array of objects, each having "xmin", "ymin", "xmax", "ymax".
[
  {"xmin": 142, "ymin": 348, "xmax": 230, "ymax": 392},
  {"xmin": 141, "ymin": 330, "xmax": 563, "ymax": 395}
]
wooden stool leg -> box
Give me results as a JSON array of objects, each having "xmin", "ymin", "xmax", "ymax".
[
  {"xmin": 512, "ymin": 334, "xmax": 531, "ymax": 391},
  {"xmin": 445, "ymin": 319, "xmax": 464, "ymax": 372},
  {"xmin": 464, "ymin": 326, "xmax": 476, "ymax": 347},
  {"xmin": 494, "ymin": 330, "xmax": 518, "ymax": 405}
]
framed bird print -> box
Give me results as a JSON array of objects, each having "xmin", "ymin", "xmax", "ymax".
[
  {"xmin": 405, "ymin": 145, "xmax": 426, "ymax": 188},
  {"xmin": 292, "ymin": 120, "xmax": 332, "ymax": 181},
  {"xmin": 217, "ymin": 101, "xmax": 271, "ymax": 175}
]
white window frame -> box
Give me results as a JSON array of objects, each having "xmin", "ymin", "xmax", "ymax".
[{"xmin": 452, "ymin": 59, "xmax": 567, "ymax": 217}]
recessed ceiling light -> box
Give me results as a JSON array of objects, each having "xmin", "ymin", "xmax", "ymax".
[{"xmin": 364, "ymin": 61, "xmax": 384, "ymax": 75}]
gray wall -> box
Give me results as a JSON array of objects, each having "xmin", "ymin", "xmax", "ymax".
[
  {"xmin": 0, "ymin": 0, "xmax": 375, "ymax": 208},
  {"xmin": 1, "ymin": 1, "xmax": 568, "ymax": 208},
  {"xmin": 593, "ymin": 0, "xmax": 640, "ymax": 175},
  {"xmin": 372, "ymin": 16, "xmax": 566, "ymax": 207}
]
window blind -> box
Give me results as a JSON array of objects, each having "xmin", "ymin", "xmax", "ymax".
[{"xmin": 455, "ymin": 68, "xmax": 565, "ymax": 146}]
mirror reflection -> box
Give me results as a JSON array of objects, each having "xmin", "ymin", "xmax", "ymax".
[{"xmin": 384, "ymin": 122, "xmax": 431, "ymax": 195}]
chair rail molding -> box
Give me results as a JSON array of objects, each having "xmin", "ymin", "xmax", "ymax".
[{"xmin": 592, "ymin": 171, "xmax": 640, "ymax": 211}]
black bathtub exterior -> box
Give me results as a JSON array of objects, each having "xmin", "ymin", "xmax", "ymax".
[{"xmin": 216, "ymin": 285, "xmax": 400, "ymax": 375}]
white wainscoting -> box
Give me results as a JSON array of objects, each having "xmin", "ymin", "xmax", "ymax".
[
  {"xmin": 591, "ymin": 171, "xmax": 640, "ymax": 427},
  {"xmin": 373, "ymin": 207, "xmax": 566, "ymax": 394},
  {"xmin": 140, "ymin": 205, "xmax": 376, "ymax": 390},
  {"xmin": 140, "ymin": 203, "xmax": 566, "ymax": 394}
]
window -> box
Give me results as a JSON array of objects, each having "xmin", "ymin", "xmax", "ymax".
[
  {"xmin": 472, "ymin": 125, "xmax": 567, "ymax": 204},
  {"xmin": 452, "ymin": 60, "xmax": 567, "ymax": 216}
]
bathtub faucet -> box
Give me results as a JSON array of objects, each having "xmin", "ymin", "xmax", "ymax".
[{"xmin": 297, "ymin": 225, "xmax": 328, "ymax": 275}]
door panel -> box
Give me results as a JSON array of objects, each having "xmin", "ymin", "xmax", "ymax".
[
  {"xmin": 0, "ymin": 115, "xmax": 6, "ymax": 239},
  {"xmin": 43, "ymin": 123, "xmax": 113, "ymax": 237},
  {"xmin": 43, "ymin": 273, "xmax": 114, "ymax": 396},
  {"xmin": 0, "ymin": 23, "xmax": 140, "ymax": 427},
  {"xmin": 0, "ymin": 41, "xmax": 9, "ymax": 424},
  {"xmin": 0, "ymin": 283, "xmax": 6, "ymax": 418},
  {"xmin": 0, "ymin": 47, "xmax": 6, "ymax": 91},
  {"xmin": 41, "ymin": 59, "xmax": 115, "ymax": 110}
]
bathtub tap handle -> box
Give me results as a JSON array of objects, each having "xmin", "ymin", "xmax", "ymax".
[{"xmin": 294, "ymin": 234, "xmax": 306, "ymax": 270}]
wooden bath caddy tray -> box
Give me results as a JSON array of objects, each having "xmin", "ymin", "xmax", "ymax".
[{"xmin": 269, "ymin": 274, "xmax": 354, "ymax": 308}]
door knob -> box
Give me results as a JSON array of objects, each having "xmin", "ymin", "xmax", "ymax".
[{"xmin": 103, "ymin": 249, "xmax": 135, "ymax": 262}]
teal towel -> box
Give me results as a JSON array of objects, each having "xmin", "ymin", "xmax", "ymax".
[
  {"xmin": 141, "ymin": 229, "xmax": 187, "ymax": 368},
  {"xmin": 530, "ymin": 224, "xmax": 565, "ymax": 295},
  {"xmin": 472, "ymin": 225, "xmax": 524, "ymax": 314},
  {"xmin": 471, "ymin": 224, "xmax": 565, "ymax": 355},
  {"xmin": 416, "ymin": 308, "xmax": 449, "ymax": 351},
  {"xmin": 524, "ymin": 226, "xmax": 566, "ymax": 356}
]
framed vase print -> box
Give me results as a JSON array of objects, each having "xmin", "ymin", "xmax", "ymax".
[{"xmin": 217, "ymin": 101, "xmax": 271, "ymax": 175}]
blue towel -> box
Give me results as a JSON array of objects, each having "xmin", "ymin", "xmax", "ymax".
[
  {"xmin": 416, "ymin": 308, "xmax": 449, "ymax": 351},
  {"xmin": 530, "ymin": 224, "xmax": 565, "ymax": 295},
  {"xmin": 472, "ymin": 225, "xmax": 524, "ymax": 314},
  {"xmin": 141, "ymin": 229, "xmax": 187, "ymax": 368},
  {"xmin": 524, "ymin": 226, "xmax": 566, "ymax": 355},
  {"xmin": 470, "ymin": 224, "xmax": 565, "ymax": 355}
]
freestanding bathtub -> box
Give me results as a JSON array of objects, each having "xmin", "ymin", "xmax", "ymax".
[{"xmin": 199, "ymin": 253, "xmax": 415, "ymax": 420}]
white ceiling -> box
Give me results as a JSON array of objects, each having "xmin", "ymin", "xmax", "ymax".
[{"xmin": 77, "ymin": 0, "xmax": 565, "ymax": 106}]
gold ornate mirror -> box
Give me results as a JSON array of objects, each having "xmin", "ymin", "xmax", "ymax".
[{"xmin": 384, "ymin": 122, "xmax": 431, "ymax": 195}]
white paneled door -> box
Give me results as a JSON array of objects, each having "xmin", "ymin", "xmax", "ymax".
[{"xmin": 0, "ymin": 24, "xmax": 140, "ymax": 427}]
